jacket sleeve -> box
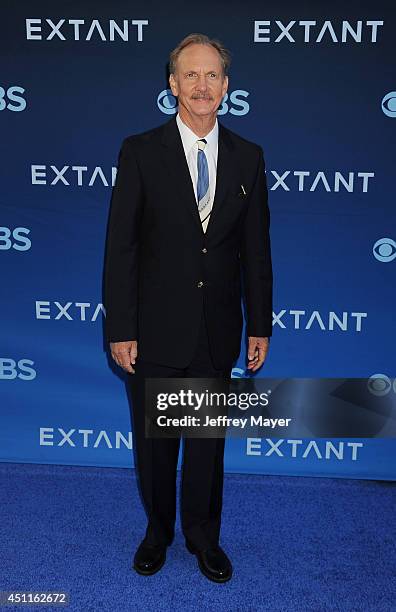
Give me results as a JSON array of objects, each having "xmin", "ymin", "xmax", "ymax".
[
  {"xmin": 240, "ymin": 145, "xmax": 273, "ymax": 338},
  {"xmin": 103, "ymin": 138, "xmax": 143, "ymax": 342}
]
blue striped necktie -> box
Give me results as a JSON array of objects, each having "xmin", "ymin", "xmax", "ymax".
[{"xmin": 196, "ymin": 139, "xmax": 210, "ymax": 226}]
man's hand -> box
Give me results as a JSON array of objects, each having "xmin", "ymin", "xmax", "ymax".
[
  {"xmin": 247, "ymin": 336, "xmax": 270, "ymax": 372},
  {"xmin": 110, "ymin": 340, "xmax": 138, "ymax": 374}
]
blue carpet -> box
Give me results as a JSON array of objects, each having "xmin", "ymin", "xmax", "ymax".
[{"xmin": 0, "ymin": 463, "xmax": 395, "ymax": 611}]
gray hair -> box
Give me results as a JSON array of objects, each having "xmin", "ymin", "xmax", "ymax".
[{"xmin": 169, "ymin": 33, "xmax": 231, "ymax": 77}]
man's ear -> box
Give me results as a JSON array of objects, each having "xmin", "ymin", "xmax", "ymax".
[
  {"xmin": 169, "ymin": 73, "xmax": 178, "ymax": 96},
  {"xmin": 222, "ymin": 75, "xmax": 229, "ymax": 98}
]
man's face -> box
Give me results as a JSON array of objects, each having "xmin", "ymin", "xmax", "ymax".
[{"xmin": 169, "ymin": 43, "xmax": 228, "ymax": 120}]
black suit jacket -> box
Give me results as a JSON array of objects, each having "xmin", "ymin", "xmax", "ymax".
[{"xmin": 104, "ymin": 115, "xmax": 273, "ymax": 369}]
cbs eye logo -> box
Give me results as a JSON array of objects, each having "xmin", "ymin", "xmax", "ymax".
[
  {"xmin": 381, "ymin": 92, "xmax": 396, "ymax": 118},
  {"xmin": 157, "ymin": 89, "xmax": 250, "ymax": 116},
  {"xmin": 231, "ymin": 367, "xmax": 245, "ymax": 378},
  {"xmin": 367, "ymin": 375, "xmax": 396, "ymax": 397},
  {"xmin": 373, "ymin": 238, "xmax": 396, "ymax": 263},
  {"xmin": 157, "ymin": 89, "xmax": 177, "ymax": 115},
  {"xmin": 0, "ymin": 86, "xmax": 27, "ymax": 112}
]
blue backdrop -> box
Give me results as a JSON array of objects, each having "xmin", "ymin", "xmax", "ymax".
[{"xmin": 1, "ymin": 1, "xmax": 395, "ymax": 479}]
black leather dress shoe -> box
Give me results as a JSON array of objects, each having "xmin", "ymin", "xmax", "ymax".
[
  {"xmin": 186, "ymin": 541, "xmax": 232, "ymax": 583},
  {"xmin": 133, "ymin": 541, "xmax": 166, "ymax": 575}
]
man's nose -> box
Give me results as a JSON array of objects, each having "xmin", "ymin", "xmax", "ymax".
[{"xmin": 196, "ymin": 74, "xmax": 208, "ymax": 90}]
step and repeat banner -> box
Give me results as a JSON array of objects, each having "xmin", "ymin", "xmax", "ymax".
[{"xmin": 1, "ymin": 1, "xmax": 395, "ymax": 479}]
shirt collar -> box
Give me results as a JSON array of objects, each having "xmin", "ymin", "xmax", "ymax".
[{"xmin": 176, "ymin": 113, "xmax": 218, "ymax": 156}]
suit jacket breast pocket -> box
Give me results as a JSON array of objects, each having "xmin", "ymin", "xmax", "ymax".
[{"xmin": 226, "ymin": 189, "xmax": 248, "ymax": 220}]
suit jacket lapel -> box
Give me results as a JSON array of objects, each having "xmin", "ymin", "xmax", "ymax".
[
  {"xmin": 210, "ymin": 122, "xmax": 234, "ymax": 233},
  {"xmin": 161, "ymin": 116, "xmax": 201, "ymax": 234},
  {"xmin": 161, "ymin": 116, "xmax": 236, "ymax": 238}
]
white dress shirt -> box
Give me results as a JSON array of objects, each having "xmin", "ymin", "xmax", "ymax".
[{"xmin": 176, "ymin": 112, "xmax": 218, "ymax": 233}]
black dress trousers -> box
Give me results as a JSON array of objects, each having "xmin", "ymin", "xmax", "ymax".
[{"xmin": 126, "ymin": 308, "xmax": 233, "ymax": 552}]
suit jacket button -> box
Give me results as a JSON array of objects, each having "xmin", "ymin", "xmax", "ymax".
[
  {"xmin": 197, "ymin": 281, "xmax": 204, "ymax": 288},
  {"xmin": 202, "ymin": 248, "xmax": 207, "ymax": 254}
]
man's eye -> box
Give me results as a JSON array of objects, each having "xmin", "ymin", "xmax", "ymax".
[{"xmin": 187, "ymin": 72, "xmax": 196, "ymax": 78}]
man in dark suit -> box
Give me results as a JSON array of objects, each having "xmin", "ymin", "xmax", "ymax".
[{"xmin": 104, "ymin": 33, "xmax": 273, "ymax": 583}]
